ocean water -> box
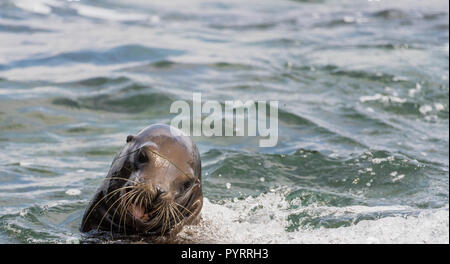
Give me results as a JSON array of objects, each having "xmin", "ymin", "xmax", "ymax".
[{"xmin": 0, "ymin": 0, "xmax": 448, "ymax": 244}]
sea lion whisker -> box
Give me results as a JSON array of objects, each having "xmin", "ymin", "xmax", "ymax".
[
  {"xmin": 171, "ymin": 205, "xmax": 186, "ymax": 237},
  {"xmin": 168, "ymin": 206, "xmax": 177, "ymax": 229},
  {"xmin": 129, "ymin": 191, "xmax": 143, "ymax": 228},
  {"xmin": 116, "ymin": 190, "xmax": 132, "ymax": 233},
  {"xmin": 115, "ymin": 189, "xmax": 138, "ymax": 232},
  {"xmin": 112, "ymin": 189, "xmax": 138, "ymax": 220},
  {"xmin": 104, "ymin": 176, "xmax": 141, "ymax": 185},
  {"xmin": 167, "ymin": 206, "xmax": 176, "ymax": 226},
  {"xmin": 118, "ymin": 189, "xmax": 139, "ymax": 234},
  {"xmin": 172, "ymin": 203, "xmax": 187, "ymax": 221},
  {"xmin": 165, "ymin": 203, "xmax": 175, "ymax": 234},
  {"xmin": 144, "ymin": 204, "xmax": 164, "ymax": 233},
  {"xmin": 110, "ymin": 198, "xmax": 124, "ymax": 237},
  {"xmin": 106, "ymin": 187, "xmax": 139, "ymax": 234},
  {"xmin": 173, "ymin": 202, "xmax": 194, "ymax": 216},
  {"xmin": 104, "ymin": 185, "xmax": 138, "ymax": 203},
  {"xmin": 81, "ymin": 185, "xmax": 135, "ymax": 230},
  {"xmin": 123, "ymin": 188, "xmax": 145, "ymax": 233},
  {"xmin": 162, "ymin": 207, "xmax": 169, "ymax": 236},
  {"xmin": 110, "ymin": 188, "xmax": 137, "ymax": 237},
  {"xmin": 119, "ymin": 191, "xmax": 139, "ymax": 234},
  {"xmin": 170, "ymin": 204, "xmax": 183, "ymax": 229},
  {"xmin": 154, "ymin": 203, "xmax": 168, "ymax": 234},
  {"xmin": 166, "ymin": 206, "xmax": 178, "ymax": 237},
  {"xmin": 137, "ymin": 191, "xmax": 147, "ymax": 218},
  {"xmin": 96, "ymin": 190, "xmax": 134, "ymax": 231}
]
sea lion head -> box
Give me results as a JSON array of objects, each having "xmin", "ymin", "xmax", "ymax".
[{"xmin": 80, "ymin": 123, "xmax": 203, "ymax": 236}]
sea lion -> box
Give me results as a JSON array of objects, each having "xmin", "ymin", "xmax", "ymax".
[{"xmin": 80, "ymin": 123, "xmax": 203, "ymax": 237}]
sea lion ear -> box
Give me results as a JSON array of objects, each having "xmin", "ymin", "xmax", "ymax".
[{"xmin": 126, "ymin": 135, "xmax": 135, "ymax": 143}]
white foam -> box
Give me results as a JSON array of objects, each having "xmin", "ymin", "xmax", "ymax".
[
  {"xmin": 359, "ymin": 94, "xmax": 407, "ymax": 104},
  {"xmin": 419, "ymin": 105, "xmax": 433, "ymax": 115},
  {"xmin": 14, "ymin": 0, "xmax": 64, "ymax": 15},
  {"xmin": 65, "ymin": 189, "xmax": 81, "ymax": 196},
  {"xmin": 73, "ymin": 4, "xmax": 149, "ymax": 22},
  {"xmin": 65, "ymin": 237, "xmax": 80, "ymax": 244},
  {"xmin": 434, "ymin": 103, "xmax": 445, "ymax": 111},
  {"xmin": 14, "ymin": 0, "xmax": 52, "ymax": 15},
  {"xmin": 178, "ymin": 190, "xmax": 449, "ymax": 244}
]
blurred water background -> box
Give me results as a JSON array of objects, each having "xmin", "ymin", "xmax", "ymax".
[{"xmin": 0, "ymin": 0, "xmax": 448, "ymax": 243}]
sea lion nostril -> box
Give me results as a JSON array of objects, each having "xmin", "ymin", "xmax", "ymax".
[{"xmin": 155, "ymin": 185, "xmax": 166, "ymax": 197}]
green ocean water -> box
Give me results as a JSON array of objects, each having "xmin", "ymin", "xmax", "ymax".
[{"xmin": 0, "ymin": 0, "xmax": 448, "ymax": 243}]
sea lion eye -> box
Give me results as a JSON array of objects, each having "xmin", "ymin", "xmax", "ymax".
[
  {"xmin": 137, "ymin": 150, "xmax": 148, "ymax": 163},
  {"xmin": 183, "ymin": 181, "xmax": 192, "ymax": 190}
]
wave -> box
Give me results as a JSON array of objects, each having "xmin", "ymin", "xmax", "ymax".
[
  {"xmin": 1, "ymin": 188, "xmax": 447, "ymax": 244},
  {"xmin": 201, "ymin": 147, "xmax": 445, "ymax": 208},
  {"xmin": 372, "ymin": 9, "xmax": 408, "ymax": 20},
  {"xmin": 0, "ymin": 45, "xmax": 184, "ymax": 71},
  {"xmin": 0, "ymin": 23, "xmax": 53, "ymax": 33},
  {"xmin": 52, "ymin": 91, "xmax": 175, "ymax": 114},
  {"xmin": 178, "ymin": 190, "xmax": 449, "ymax": 243}
]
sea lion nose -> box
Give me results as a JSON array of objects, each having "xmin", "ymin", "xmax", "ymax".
[
  {"xmin": 155, "ymin": 185, "xmax": 173, "ymax": 201},
  {"xmin": 155, "ymin": 185, "xmax": 166, "ymax": 198}
]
